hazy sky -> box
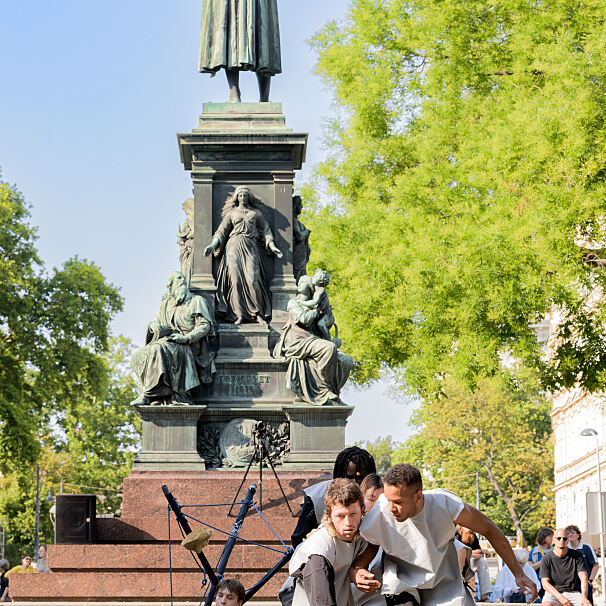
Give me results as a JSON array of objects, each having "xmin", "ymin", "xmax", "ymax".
[{"xmin": 0, "ymin": 0, "xmax": 415, "ymax": 445}]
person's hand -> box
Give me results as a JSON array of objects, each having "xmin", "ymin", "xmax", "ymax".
[
  {"xmin": 514, "ymin": 572, "xmax": 538, "ymax": 603},
  {"xmin": 353, "ymin": 568, "xmax": 381, "ymax": 593},
  {"xmin": 581, "ymin": 597, "xmax": 592, "ymax": 606},
  {"xmin": 559, "ymin": 599, "xmax": 573, "ymax": 606},
  {"xmin": 168, "ymin": 333, "xmax": 188, "ymax": 344},
  {"xmin": 203, "ymin": 244, "xmax": 215, "ymax": 256}
]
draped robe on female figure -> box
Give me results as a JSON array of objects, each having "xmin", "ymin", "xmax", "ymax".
[
  {"xmin": 213, "ymin": 205, "xmax": 274, "ymax": 322},
  {"xmin": 199, "ymin": 0, "xmax": 281, "ymax": 76}
]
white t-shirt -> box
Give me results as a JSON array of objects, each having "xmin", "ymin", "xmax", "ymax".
[
  {"xmin": 360, "ymin": 488, "xmax": 473, "ymax": 606},
  {"xmin": 290, "ymin": 525, "xmax": 368, "ymax": 606}
]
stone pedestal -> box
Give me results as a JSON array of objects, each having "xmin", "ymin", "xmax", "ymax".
[
  {"xmin": 10, "ymin": 105, "xmax": 357, "ymax": 605},
  {"xmin": 134, "ymin": 406, "xmax": 207, "ymax": 471},
  {"xmin": 178, "ymin": 102, "xmax": 307, "ymax": 322},
  {"xmin": 10, "ymin": 471, "xmax": 329, "ymax": 604}
]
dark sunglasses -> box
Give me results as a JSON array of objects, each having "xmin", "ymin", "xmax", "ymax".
[{"xmin": 554, "ymin": 537, "xmax": 568, "ymax": 541}]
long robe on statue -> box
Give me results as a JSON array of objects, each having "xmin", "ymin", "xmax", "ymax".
[
  {"xmin": 199, "ymin": 0, "xmax": 282, "ymax": 76},
  {"xmin": 213, "ymin": 207, "xmax": 274, "ymax": 322},
  {"xmin": 132, "ymin": 293, "xmax": 215, "ymax": 398},
  {"xmin": 289, "ymin": 525, "xmax": 368, "ymax": 606},
  {"xmin": 273, "ymin": 298, "xmax": 352, "ymax": 405},
  {"xmin": 359, "ymin": 489, "xmax": 475, "ymax": 606}
]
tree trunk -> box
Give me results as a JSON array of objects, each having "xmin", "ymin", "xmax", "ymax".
[{"xmin": 484, "ymin": 465, "xmax": 525, "ymax": 544}]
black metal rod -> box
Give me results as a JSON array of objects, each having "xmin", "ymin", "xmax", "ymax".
[
  {"xmin": 261, "ymin": 441, "xmax": 296, "ymax": 517},
  {"xmin": 226, "ymin": 450, "xmax": 257, "ymax": 517},
  {"xmin": 204, "ymin": 483, "xmax": 257, "ymax": 606},
  {"xmin": 244, "ymin": 549, "xmax": 293, "ymax": 602},
  {"xmin": 161, "ymin": 484, "xmax": 219, "ymax": 587}
]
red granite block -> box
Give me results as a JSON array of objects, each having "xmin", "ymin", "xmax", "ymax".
[
  {"xmin": 97, "ymin": 512, "xmax": 299, "ymax": 543},
  {"xmin": 9, "ymin": 570, "xmax": 287, "ymax": 601},
  {"xmin": 48, "ymin": 543, "xmax": 290, "ymax": 572},
  {"xmin": 121, "ymin": 470, "xmax": 328, "ymax": 519}
]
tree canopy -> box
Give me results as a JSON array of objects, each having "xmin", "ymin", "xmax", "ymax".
[
  {"xmin": 393, "ymin": 374, "xmax": 554, "ymax": 541},
  {"xmin": 0, "ymin": 175, "xmax": 139, "ymax": 545},
  {"xmin": 305, "ymin": 0, "xmax": 606, "ymax": 397}
]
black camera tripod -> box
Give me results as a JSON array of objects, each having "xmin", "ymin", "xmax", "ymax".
[{"xmin": 226, "ymin": 421, "xmax": 295, "ymax": 517}]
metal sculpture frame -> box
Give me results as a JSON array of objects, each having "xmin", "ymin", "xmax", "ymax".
[{"xmin": 162, "ymin": 483, "xmax": 293, "ymax": 605}]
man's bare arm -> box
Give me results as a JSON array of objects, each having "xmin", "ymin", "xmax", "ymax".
[
  {"xmin": 349, "ymin": 545, "xmax": 381, "ymax": 593},
  {"xmin": 579, "ymin": 571, "xmax": 591, "ymax": 605},
  {"xmin": 542, "ymin": 577, "xmax": 571, "ymax": 606},
  {"xmin": 455, "ymin": 503, "xmax": 538, "ymax": 602}
]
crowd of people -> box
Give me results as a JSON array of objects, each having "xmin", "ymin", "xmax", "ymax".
[
  {"xmin": 276, "ymin": 446, "xmax": 599, "ymax": 606},
  {"xmin": 0, "ymin": 546, "xmax": 50, "ymax": 602},
  {"xmin": 0, "ymin": 448, "xmax": 599, "ymax": 606}
]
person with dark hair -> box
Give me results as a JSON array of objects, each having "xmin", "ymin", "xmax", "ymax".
[
  {"xmin": 289, "ymin": 479, "xmax": 368, "ymax": 606},
  {"xmin": 540, "ymin": 529, "xmax": 590, "ymax": 606},
  {"xmin": 566, "ymin": 525, "xmax": 598, "ymax": 604},
  {"xmin": 360, "ymin": 474, "xmax": 384, "ymax": 513},
  {"xmin": 215, "ymin": 578, "xmax": 245, "ymax": 606},
  {"xmin": 530, "ymin": 528, "xmax": 554, "ymax": 600},
  {"xmin": 351, "ymin": 463, "xmax": 538, "ymax": 606},
  {"xmin": 291, "ymin": 447, "xmax": 376, "ymax": 548},
  {"xmin": 455, "ymin": 526, "xmax": 492, "ymax": 601},
  {"xmin": 0, "ymin": 559, "xmax": 10, "ymax": 603}
]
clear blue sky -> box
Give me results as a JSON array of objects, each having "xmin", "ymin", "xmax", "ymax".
[{"xmin": 0, "ymin": 0, "xmax": 415, "ymax": 445}]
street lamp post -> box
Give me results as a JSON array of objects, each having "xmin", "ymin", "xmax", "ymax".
[
  {"xmin": 582, "ymin": 428, "xmax": 606, "ymax": 606},
  {"xmin": 34, "ymin": 464, "xmax": 40, "ymax": 563}
]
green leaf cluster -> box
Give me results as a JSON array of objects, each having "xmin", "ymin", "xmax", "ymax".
[
  {"xmin": 394, "ymin": 374, "xmax": 554, "ymax": 540},
  {"xmin": 306, "ymin": 0, "xmax": 606, "ymax": 396},
  {"xmin": 0, "ymin": 175, "xmax": 140, "ymax": 546}
]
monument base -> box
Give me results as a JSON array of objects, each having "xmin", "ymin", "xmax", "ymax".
[{"xmin": 9, "ymin": 471, "xmax": 328, "ymax": 603}]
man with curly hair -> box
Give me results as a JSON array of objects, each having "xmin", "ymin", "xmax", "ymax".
[{"xmin": 289, "ymin": 479, "xmax": 369, "ymax": 606}]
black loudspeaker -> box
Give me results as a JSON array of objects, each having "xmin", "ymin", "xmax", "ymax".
[{"xmin": 55, "ymin": 494, "xmax": 96, "ymax": 544}]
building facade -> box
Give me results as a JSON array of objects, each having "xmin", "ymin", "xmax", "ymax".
[{"xmin": 552, "ymin": 386, "xmax": 606, "ymax": 536}]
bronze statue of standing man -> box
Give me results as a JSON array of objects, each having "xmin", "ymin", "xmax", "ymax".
[{"xmin": 199, "ymin": 0, "xmax": 282, "ymax": 103}]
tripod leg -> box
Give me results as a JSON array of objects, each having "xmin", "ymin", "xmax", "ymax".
[
  {"xmin": 227, "ymin": 453, "xmax": 256, "ymax": 517},
  {"xmin": 261, "ymin": 443, "xmax": 296, "ymax": 516},
  {"xmin": 259, "ymin": 438, "xmax": 263, "ymax": 512}
]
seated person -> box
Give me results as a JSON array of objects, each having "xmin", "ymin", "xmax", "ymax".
[
  {"xmin": 215, "ymin": 579, "xmax": 245, "ymax": 606},
  {"xmin": 456, "ymin": 525, "xmax": 492, "ymax": 601},
  {"xmin": 540, "ymin": 529, "xmax": 590, "ymax": 606},
  {"xmin": 493, "ymin": 549, "xmax": 540, "ymax": 603},
  {"xmin": 289, "ymin": 479, "xmax": 371, "ymax": 606},
  {"xmin": 6, "ymin": 555, "xmax": 34, "ymax": 575}
]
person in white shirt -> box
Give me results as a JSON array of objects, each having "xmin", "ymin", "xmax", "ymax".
[
  {"xmin": 350, "ymin": 463, "xmax": 538, "ymax": 606},
  {"xmin": 493, "ymin": 549, "xmax": 541, "ymax": 603}
]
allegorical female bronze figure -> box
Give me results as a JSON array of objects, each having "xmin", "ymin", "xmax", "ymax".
[
  {"xmin": 203, "ymin": 186, "xmax": 283, "ymax": 324},
  {"xmin": 199, "ymin": 0, "xmax": 282, "ymax": 102}
]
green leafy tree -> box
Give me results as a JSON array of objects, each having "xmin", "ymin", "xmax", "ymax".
[
  {"xmin": 356, "ymin": 436, "xmax": 399, "ymax": 473},
  {"xmin": 0, "ymin": 174, "xmax": 140, "ymax": 545},
  {"xmin": 305, "ymin": 0, "xmax": 606, "ymax": 397},
  {"xmin": 393, "ymin": 375, "xmax": 554, "ymax": 542}
]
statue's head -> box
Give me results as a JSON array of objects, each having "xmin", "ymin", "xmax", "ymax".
[
  {"xmin": 313, "ymin": 268, "xmax": 330, "ymax": 287},
  {"xmin": 234, "ymin": 186, "xmax": 253, "ymax": 207},
  {"xmin": 292, "ymin": 195, "xmax": 302, "ymax": 216},
  {"xmin": 223, "ymin": 186, "xmax": 257, "ymax": 216},
  {"xmin": 296, "ymin": 274, "xmax": 314, "ymax": 299},
  {"xmin": 167, "ymin": 271, "xmax": 188, "ymax": 303}
]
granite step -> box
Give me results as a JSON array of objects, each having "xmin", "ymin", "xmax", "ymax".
[
  {"xmin": 47, "ymin": 544, "xmax": 290, "ymax": 572},
  {"xmin": 9, "ymin": 571, "xmax": 286, "ymax": 602}
]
